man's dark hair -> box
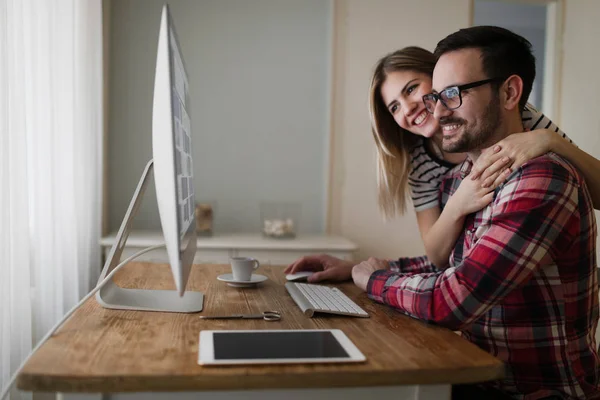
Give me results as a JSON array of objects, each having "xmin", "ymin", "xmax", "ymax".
[{"xmin": 434, "ymin": 26, "xmax": 535, "ymax": 111}]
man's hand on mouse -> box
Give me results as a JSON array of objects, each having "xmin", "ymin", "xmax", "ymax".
[
  {"xmin": 352, "ymin": 257, "xmax": 388, "ymax": 292},
  {"xmin": 284, "ymin": 254, "xmax": 355, "ymax": 283}
]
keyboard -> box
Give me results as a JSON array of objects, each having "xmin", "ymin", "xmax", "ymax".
[{"xmin": 285, "ymin": 282, "xmax": 369, "ymax": 318}]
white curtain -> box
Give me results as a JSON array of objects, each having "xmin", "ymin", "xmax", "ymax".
[{"xmin": 0, "ymin": 0, "xmax": 103, "ymax": 398}]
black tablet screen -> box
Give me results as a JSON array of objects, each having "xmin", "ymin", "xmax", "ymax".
[{"xmin": 213, "ymin": 331, "xmax": 350, "ymax": 360}]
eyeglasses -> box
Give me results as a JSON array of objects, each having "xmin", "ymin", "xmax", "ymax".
[{"xmin": 422, "ymin": 77, "xmax": 506, "ymax": 114}]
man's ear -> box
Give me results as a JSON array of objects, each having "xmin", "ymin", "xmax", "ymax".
[{"xmin": 501, "ymin": 75, "xmax": 523, "ymax": 111}]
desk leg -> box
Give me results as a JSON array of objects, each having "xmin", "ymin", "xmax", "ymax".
[
  {"xmin": 60, "ymin": 394, "xmax": 103, "ymax": 400},
  {"xmin": 416, "ymin": 385, "xmax": 451, "ymax": 399},
  {"xmin": 59, "ymin": 385, "xmax": 451, "ymax": 400}
]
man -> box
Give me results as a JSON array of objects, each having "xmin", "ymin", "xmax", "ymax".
[{"xmin": 351, "ymin": 26, "xmax": 599, "ymax": 399}]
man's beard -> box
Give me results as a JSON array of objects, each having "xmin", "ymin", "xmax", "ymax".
[{"xmin": 441, "ymin": 99, "xmax": 502, "ymax": 153}]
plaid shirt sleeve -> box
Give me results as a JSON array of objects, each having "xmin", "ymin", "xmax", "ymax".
[
  {"xmin": 388, "ymin": 256, "xmax": 438, "ymax": 274},
  {"xmin": 368, "ymin": 158, "xmax": 583, "ymax": 331}
]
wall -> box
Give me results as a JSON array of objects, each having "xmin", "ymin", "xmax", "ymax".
[
  {"xmin": 560, "ymin": 0, "xmax": 600, "ymax": 157},
  {"xmin": 107, "ymin": 0, "xmax": 331, "ymax": 234},
  {"xmin": 473, "ymin": 0, "xmax": 547, "ymax": 109},
  {"xmin": 560, "ymin": 0, "xmax": 600, "ymax": 259},
  {"xmin": 327, "ymin": 0, "xmax": 471, "ymax": 260}
]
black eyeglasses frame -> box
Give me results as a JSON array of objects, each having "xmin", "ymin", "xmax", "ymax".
[{"xmin": 422, "ymin": 77, "xmax": 507, "ymax": 114}]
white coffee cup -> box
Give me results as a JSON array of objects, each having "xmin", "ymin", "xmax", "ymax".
[{"xmin": 230, "ymin": 257, "xmax": 260, "ymax": 281}]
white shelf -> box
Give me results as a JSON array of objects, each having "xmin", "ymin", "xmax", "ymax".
[{"xmin": 101, "ymin": 230, "xmax": 358, "ymax": 265}]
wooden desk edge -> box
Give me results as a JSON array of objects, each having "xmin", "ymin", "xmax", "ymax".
[{"xmin": 17, "ymin": 363, "xmax": 505, "ymax": 393}]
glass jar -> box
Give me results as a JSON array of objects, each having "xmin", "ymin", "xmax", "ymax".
[{"xmin": 260, "ymin": 201, "xmax": 300, "ymax": 239}]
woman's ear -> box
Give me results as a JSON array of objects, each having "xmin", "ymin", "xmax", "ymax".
[{"xmin": 501, "ymin": 75, "xmax": 524, "ymax": 111}]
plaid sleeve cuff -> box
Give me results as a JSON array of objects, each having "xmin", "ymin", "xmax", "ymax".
[{"xmin": 367, "ymin": 269, "xmax": 404, "ymax": 304}]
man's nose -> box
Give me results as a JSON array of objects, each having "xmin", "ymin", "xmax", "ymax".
[{"xmin": 433, "ymin": 99, "xmax": 451, "ymax": 121}]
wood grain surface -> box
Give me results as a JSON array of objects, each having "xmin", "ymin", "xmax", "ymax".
[{"xmin": 17, "ymin": 263, "xmax": 504, "ymax": 392}]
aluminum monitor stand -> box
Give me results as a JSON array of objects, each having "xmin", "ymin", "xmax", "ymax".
[{"xmin": 96, "ymin": 159, "xmax": 204, "ymax": 313}]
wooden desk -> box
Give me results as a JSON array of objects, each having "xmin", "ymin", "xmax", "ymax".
[{"xmin": 17, "ymin": 263, "xmax": 504, "ymax": 399}]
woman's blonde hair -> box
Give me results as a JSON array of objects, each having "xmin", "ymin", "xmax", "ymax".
[{"xmin": 369, "ymin": 46, "xmax": 437, "ymax": 218}]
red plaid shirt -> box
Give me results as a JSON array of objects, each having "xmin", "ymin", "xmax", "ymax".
[{"xmin": 367, "ymin": 153, "xmax": 600, "ymax": 399}]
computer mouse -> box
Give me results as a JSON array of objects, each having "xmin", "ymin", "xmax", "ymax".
[{"xmin": 285, "ymin": 271, "xmax": 314, "ymax": 282}]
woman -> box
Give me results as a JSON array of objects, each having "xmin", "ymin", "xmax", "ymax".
[{"xmin": 285, "ymin": 46, "xmax": 600, "ymax": 280}]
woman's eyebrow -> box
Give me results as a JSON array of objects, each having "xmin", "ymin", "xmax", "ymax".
[{"xmin": 401, "ymin": 79, "xmax": 418, "ymax": 95}]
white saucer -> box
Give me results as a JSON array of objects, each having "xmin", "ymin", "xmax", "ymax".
[{"xmin": 217, "ymin": 273, "xmax": 268, "ymax": 288}]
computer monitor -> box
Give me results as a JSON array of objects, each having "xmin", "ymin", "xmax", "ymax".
[
  {"xmin": 96, "ymin": 4, "xmax": 204, "ymax": 313},
  {"xmin": 152, "ymin": 3, "xmax": 197, "ymax": 297}
]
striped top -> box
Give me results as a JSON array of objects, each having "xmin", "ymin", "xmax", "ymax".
[{"xmin": 409, "ymin": 104, "xmax": 573, "ymax": 212}]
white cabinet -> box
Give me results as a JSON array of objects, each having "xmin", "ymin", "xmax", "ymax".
[{"xmin": 101, "ymin": 231, "xmax": 358, "ymax": 266}]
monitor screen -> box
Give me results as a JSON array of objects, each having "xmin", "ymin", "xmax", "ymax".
[{"xmin": 169, "ymin": 24, "xmax": 195, "ymax": 237}]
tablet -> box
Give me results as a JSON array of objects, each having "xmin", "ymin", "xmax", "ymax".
[{"xmin": 198, "ymin": 329, "xmax": 366, "ymax": 366}]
